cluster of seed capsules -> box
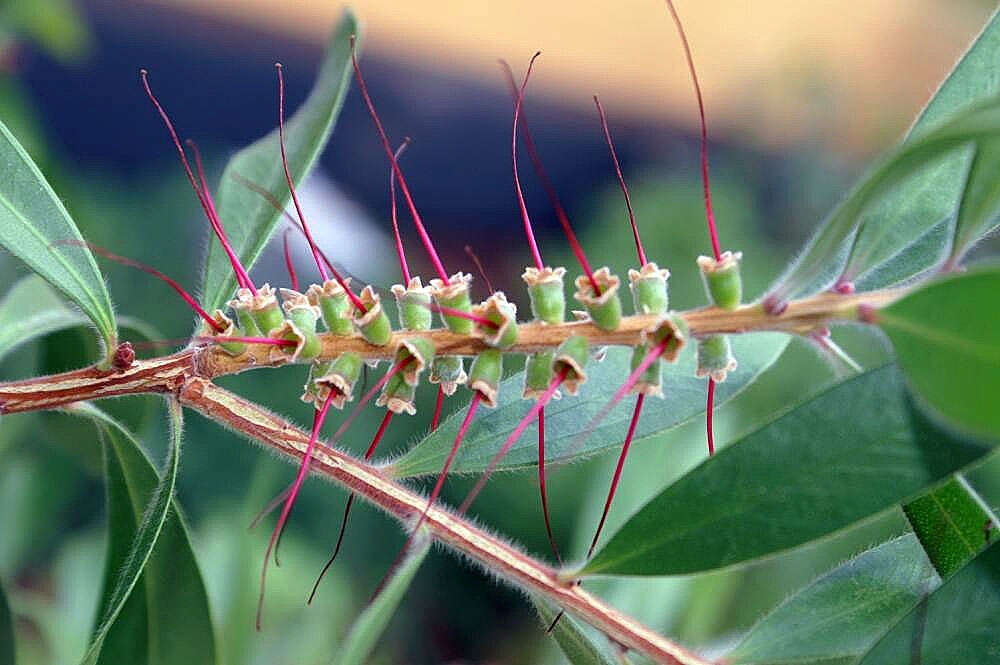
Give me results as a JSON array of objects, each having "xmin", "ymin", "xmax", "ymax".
[{"xmin": 131, "ymin": 1, "xmax": 745, "ymax": 627}]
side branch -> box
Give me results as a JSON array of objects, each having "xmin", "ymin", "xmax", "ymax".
[{"xmin": 177, "ymin": 378, "xmax": 710, "ymax": 665}]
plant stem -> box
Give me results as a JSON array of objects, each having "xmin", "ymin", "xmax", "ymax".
[{"xmin": 177, "ymin": 377, "xmax": 709, "ymax": 665}]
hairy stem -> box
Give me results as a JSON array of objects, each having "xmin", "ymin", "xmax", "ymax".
[{"xmin": 177, "ymin": 378, "xmax": 707, "ymax": 665}]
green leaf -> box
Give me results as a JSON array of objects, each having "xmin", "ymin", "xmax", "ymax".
[
  {"xmin": 0, "ymin": 275, "xmax": 163, "ymax": 364},
  {"xmin": 903, "ymin": 476, "xmax": 993, "ymax": 578},
  {"xmin": 583, "ymin": 366, "xmax": 991, "ymax": 576},
  {"xmin": 856, "ymin": 542, "xmax": 1000, "ymax": 665},
  {"xmin": 202, "ymin": 11, "xmax": 358, "ymax": 314},
  {"xmin": 69, "ymin": 402, "xmax": 217, "ymax": 665},
  {"xmin": 877, "ymin": 267, "xmax": 1000, "ymax": 438},
  {"xmin": 766, "ymin": 18, "xmax": 1000, "ymax": 305},
  {"xmin": 332, "ymin": 535, "xmax": 430, "ymax": 665},
  {"xmin": 841, "ymin": 8, "xmax": 1000, "ymax": 285},
  {"xmin": 727, "ymin": 533, "xmax": 939, "ymax": 665},
  {"xmin": 390, "ymin": 333, "xmax": 788, "ymax": 478},
  {"xmin": 0, "ymin": 119, "xmax": 117, "ymax": 357},
  {"xmin": 951, "ymin": 138, "xmax": 1000, "ymax": 264},
  {"xmin": 0, "ymin": 575, "xmax": 14, "ymax": 665},
  {"xmin": 534, "ymin": 599, "xmax": 617, "ymax": 665}
]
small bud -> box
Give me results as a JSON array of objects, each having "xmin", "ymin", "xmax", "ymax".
[
  {"xmin": 553, "ymin": 335, "xmax": 589, "ymax": 395},
  {"xmin": 313, "ymin": 352, "xmax": 363, "ymax": 408},
  {"xmin": 471, "ymin": 292, "xmax": 518, "ymax": 349},
  {"xmin": 376, "ymin": 372, "xmax": 417, "ymax": 415},
  {"xmin": 628, "ymin": 343, "xmax": 663, "ymax": 397},
  {"xmin": 573, "ymin": 267, "xmax": 623, "ymax": 331},
  {"xmin": 250, "ymin": 284, "xmax": 286, "ymax": 335},
  {"xmin": 307, "ymin": 278, "xmax": 355, "ymax": 336},
  {"xmin": 468, "ymin": 348, "xmax": 503, "ymax": 408},
  {"xmin": 523, "ymin": 350, "xmax": 560, "ymax": 401},
  {"xmin": 696, "ymin": 334, "xmax": 738, "ymax": 382},
  {"xmin": 352, "ymin": 285, "xmax": 393, "ymax": 346},
  {"xmin": 210, "ymin": 309, "xmax": 247, "ymax": 356},
  {"xmin": 522, "ymin": 266, "xmax": 566, "ymax": 325},
  {"xmin": 641, "ymin": 314, "xmax": 687, "ymax": 363},
  {"xmin": 112, "ymin": 342, "xmax": 135, "ymax": 371},
  {"xmin": 394, "ymin": 337, "xmax": 436, "ymax": 386},
  {"xmin": 429, "ymin": 272, "xmax": 475, "ymax": 334},
  {"xmin": 227, "ymin": 288, "xmax": 263, "ymax": 337},
  {"xmin": 390, "ymin": 276, "xmax": 434, "ymax": 331},
  {"xmin": 697, "ymin": 251, "xmax": 743, "ymax": 310},
  {"xmin": 429, "ymin": 356, "xmax": 468, "ymax": 396},
  {"xmin": 628, "ymin": 262, "xmax": 670, "ymax": 315}
]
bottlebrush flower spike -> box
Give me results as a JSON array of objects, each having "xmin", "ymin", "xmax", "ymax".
[{"xmin": 140, "ymin": 70, "xmax": 256, "ymax": 295}]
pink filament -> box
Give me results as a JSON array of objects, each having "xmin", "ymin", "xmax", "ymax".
[
  {"xmin": 256, "ymin": 390, "xmax": 336, "ymax": 629},
  {"xmin": 276, "ymin": 63, "xmax": 331, "ymax": 282},
  {"xmin": 197, "ymin": 335, "xmax": 297, "ymax": 347},
  {"xmin": 431, "ymin": 385, "xmax": 446, "ymax": 432},
  {"xmin": 459, "ymin": 367, "xmax": 569, "ymax": 514},
  {"xmin": 706, "ymin": 378, "xmax": 716, "ymax": 456},
  {"xmin": 424, "ymin": 302, "xmax": 500, "ymax": 329},
  {"xmin": 140, "ymin": 71, "xmax": 256, "ymax": 293},
  {"xmin": 587, "ymin": 393, "xmax": 645, "ymax": 559},
  {"xmin": 538, "ymin": 406, "xmax": 562, "ymax": 564},
  {"xmin": 512, "ymin": 52, "xmax": 545, "ymax": 271},
  {"xmin": 74, "ymin": 240, "xmax": 224, "ymax": 332},
  {"xmin": 464, "ymin": 245, "xmax": 494, "ymax": 295},
  {"xmin": 390, "ymin": 138, "xmax": 413, "ymax": 284},
  {"xmin": 309, "ymin": 409, "xmax": 395, "ymax": 603},
  {"xmin": 282, "ymin": 229, "xmax": 300, "ymax": 291},
  {"xmin": 499, "ymin": 60, "xmax": 601, "ymax": 295},
  {"xmin": 663, "ymin": 0, "xmax": 721, "ymax": 261},
  {"xmin": 350, "ymin": 37, "xmax": 450, "ymax": 284},
  {"xmin": 593, "ymin": 95, "xmax": 647, "ymax": 266}
]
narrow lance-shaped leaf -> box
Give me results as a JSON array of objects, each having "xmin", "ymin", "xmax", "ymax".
[
  {"xmin": 856, "ymin": 542, "xmax": 1000, "ymax": 665},
  {"xmin": 583, "ymin": 366, "xmax": 991, "ymax": 576},
  {"xmin": 0, "ymin": 119, "xmax": 117, "ymax": 357},
  {"xmin": 0, "ymin": 575, "xmax": 14, "ymax": 665},
  {"xmin": 332, "ymin": 534, "xmax": 431, "ymax": 665},
  {"xmin": 69, "ymin": 401, "xmax": 217, "ymax": 665},
  {"xmin": 203, "ymin": 10, "xmax": 358, "ymax": 314},
  {"xmin": 0, "ymin": 275, "xmax": 162, "ymax": 363},
  {"xmin": 766, "ymin": 93, "xmax": 1000, "ymax": 306},
  {"xmin": 949, "ymin": 137, "xmax": 1000, "ymax": 265},
  {"xmin": 390, "ymin": 333, "xmax": 788, "ymax": 478},
  {"xmin": 727, "ymin": 532, "xmax": 940, "ymax": 665},
  {"xmin": 876, "ymin": 267, "xmax": 1000, "ymax": 438},
  {"xmin": 843, "ymin": 7, "xmax": 1000, "ymax": 286},
  {"xmin": 534, "ymin": 598, "xmax": 618, "ymax": 665}
]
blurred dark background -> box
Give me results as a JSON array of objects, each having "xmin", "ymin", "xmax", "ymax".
[{"xmin": 0, "ymin": 1, "xmax": 996, "ymax": 663}]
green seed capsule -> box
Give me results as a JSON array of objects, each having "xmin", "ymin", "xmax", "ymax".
[
  {"xmin": 211, "ymin": 310, "xmax": 247, "ymax": 356},
  {"xmin": 430, "ymin": 356, "xmax": 467, "ymax": 396},
  {"xmin": 314, "ymin": 352, "xmax": 363, "ymax": 408},
  {"xmin": 429, "ymin": 272, "xmax": 474, "ymax": 334},
  {"xmin": 307, "ymin": 278, "xmax": 355, "ymax": 336},
  {"xmin": 468, "ymin": 348, "xmax": 503, "ymax": 408},
  {"xmin": 629, "ymin": 343, "xmax": 663, "ymax": 397},
  {"xmin": 390, "ymin": 276, "xmax": 434, "ymax": 331},
  {"xmin": 523, "ymin": 351, "xmax": 559, "ymax": 401},
  {"xmin": 227, "ymin": 289, "xmax": 263, "ymax": 337},
  {"xmin": 697, "ymin": 251, "xmax": 743, "ymax": 310},
  {"xmin": 353, "ymin": 285, "xmax": 393, "ymax": 346},
  {"xmin": 300, "ymin": 359, "xmax": 332, "ymax": 405},
  {"xmin": 471, "ymin": 292, "xmax": 518, "ymax": 349},
  {"xmin": 573, "ymin": 267, "xmax": 622, "ymax": 331},
  {"xmin": 522, "ymin": 266, "xmax": 566, "ymax": 325},
  {"xmin": 628, "ymin": 262, "xmax": 670, "ymax": 315},
  {"xmin": 553, "ymin": 335, "xmax": 589, "ymax": 395},
  {"xmin": 376, "ymin": 372, "xmax": 417, "ymax": 415},
  {"xmin": 643, "ymin": 313, "xmax": 688, "ymax": 363},
  {"xmin": 394, "ymin": 337, "xmax": 436, "ymax": 386},
  {"xmin": 696, "ymin": 334, "xmax": 738, "ymax": 382},
  {"xmin": 246, "ymin": 284, "xmax": 285, "ymax": 335},
  {"xmin": 278, "ymin": 289, "xmax": 322, "ymax": 360}
]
